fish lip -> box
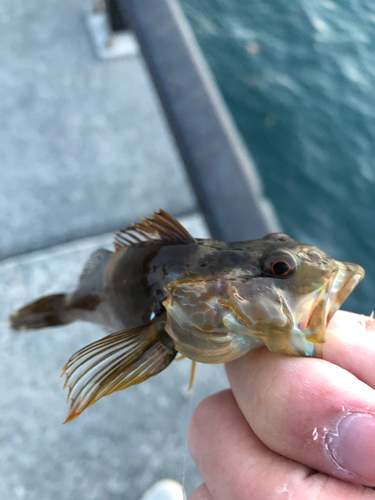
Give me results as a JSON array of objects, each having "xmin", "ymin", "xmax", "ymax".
[
  {"xmin": 304, "ymin": 263, "xmax": 365, "ymax": 340},
  {"xmin": 326, "ymin": 263, "xmax": 365, "ymax": 323}
]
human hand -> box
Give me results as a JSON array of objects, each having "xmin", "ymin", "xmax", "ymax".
[{"xmin": 188, "ymin": 311, "xmax": 375, "ymax": 499}]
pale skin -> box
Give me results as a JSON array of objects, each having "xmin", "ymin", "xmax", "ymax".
[{"xmin": 188, "ymin": 311, "xmax": 375, "ymax": 499}]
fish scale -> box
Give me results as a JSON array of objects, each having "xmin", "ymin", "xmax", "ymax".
[{"xmin": 9, "ymin": 209, "xmax": 364, "ymax": 422}]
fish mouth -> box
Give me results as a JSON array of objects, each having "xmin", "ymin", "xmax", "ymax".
[{"xmin": 304, "ymin": 262, "xmax": 365, "ymax": 343}]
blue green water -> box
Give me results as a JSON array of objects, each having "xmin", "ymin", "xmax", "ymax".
[{"xmin": 181, "ymin": 0, "xmax": 375, "ymax": 314}]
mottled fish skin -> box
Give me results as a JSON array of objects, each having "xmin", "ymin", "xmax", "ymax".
[
  {"xmin": 163, "ymin": 234, "xmax": 364, "ymax": 360},
  {"xmin": 9, "ymin": 210, "xmax": 365, "ymax": 421}
]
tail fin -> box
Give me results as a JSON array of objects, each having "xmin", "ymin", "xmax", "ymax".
[{"xmin": 9, "ymin": 294, "xmax": 71, "ymax": 331}]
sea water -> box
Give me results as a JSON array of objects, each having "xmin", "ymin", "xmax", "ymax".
[{"xmin": 181, "ymin": 0, "xmax": 375, "ymax": 314}]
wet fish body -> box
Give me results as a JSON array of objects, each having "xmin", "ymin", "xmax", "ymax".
[{"xmin": 9, "ymin": 210, "xmax": 365, "ymax": 422}]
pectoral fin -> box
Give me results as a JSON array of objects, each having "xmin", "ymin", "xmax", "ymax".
[{"xmin": 61, "ymin": 315, "xmax": 176, "ymax": 423}]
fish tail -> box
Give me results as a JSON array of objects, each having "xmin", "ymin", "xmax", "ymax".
[{"xmin": 9, "ymin": 294, "xmax": 71, "ymax": 331}]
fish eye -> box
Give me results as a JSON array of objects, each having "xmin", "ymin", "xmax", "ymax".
[{"xmin": 261, "ymin": 251, "xmax": 298, "ymax": 278}]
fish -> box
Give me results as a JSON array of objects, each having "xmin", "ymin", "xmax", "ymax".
[{"xmin": 9, "ymin": 209, "xmax": 365, "ymax": 423}]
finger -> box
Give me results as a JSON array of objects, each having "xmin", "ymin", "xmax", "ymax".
[
  {"xmin": 317, "ymin": 310, "xmax": 375, "ymax": 388},
  {"xmin": 188, "ymin": 390, "xmax": 372, "ymax": 500},
  {"xmin": 225, "ymin": 338, "xmax": 375, "ymax": 486},
  {"xmin": 190, "ymin": 483, "xmax": 213, "ymax": 500}
]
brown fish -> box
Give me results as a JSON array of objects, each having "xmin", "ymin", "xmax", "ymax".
[{"xmin": 9, "ymin": 210, "xmax": 365, "ymax": 423}]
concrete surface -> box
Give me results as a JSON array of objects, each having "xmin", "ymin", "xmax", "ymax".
[
  {"xmin": 0, "ymin": 0, "xmax": 226, "ymax": 498},
  {"xmin": 0, "ymin": 214, "xmax": 230, "ymax": 500},
  {"xmin": 0, "ymin": 0, "xmax": 196, "ymax": 260}
]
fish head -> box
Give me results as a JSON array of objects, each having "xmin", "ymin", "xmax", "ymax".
[
  {"xmin": 223, "ymin": 233, "xmax": 364, "ymax": 355},
  {"xmin": 163, "ymin": 233, "xmax": 364, "ymax": 359}
]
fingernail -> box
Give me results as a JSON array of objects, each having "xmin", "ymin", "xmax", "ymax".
[{"xmin": 326, "ymin": 413, "xmax": 375, "ymax": 481}]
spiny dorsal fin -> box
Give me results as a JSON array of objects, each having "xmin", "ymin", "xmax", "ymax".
[
  {"xmin": 114, "ymin": 209, "xmax": 195, "ymax": 251},
  {"xmin": 79, "ymin": 249, "xmax": 112, "ymax": 282}
]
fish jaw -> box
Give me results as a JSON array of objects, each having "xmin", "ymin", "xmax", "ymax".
[
  {"xmin": 302, "ymin": 262, "xmax": 364, "ymax": 343},
  {"xmin": 326, "ymin": 262, "xmax": 365, "ymax": 323}
]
